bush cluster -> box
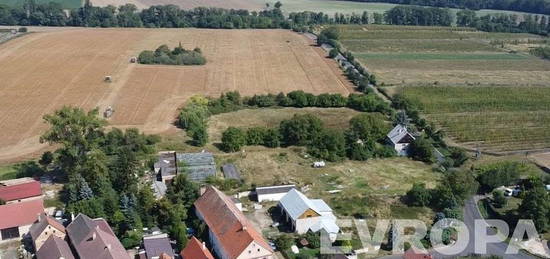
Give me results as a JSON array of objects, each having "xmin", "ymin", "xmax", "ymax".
[
  {"xmin": 221, "ymin": 112, "xmax": 396, "ymax": 162},
  {"xmin": 138, "ymin": 44, "xmax": 206, "ymax": 65},
  {"xmin": 209, "ymin": 90, "xmax": 391, "ymax": 115}
]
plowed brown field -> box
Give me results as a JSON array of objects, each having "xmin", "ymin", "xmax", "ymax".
[{"xmin": 0, "ymin": 28, "xmax": 351, "ymax": 161}]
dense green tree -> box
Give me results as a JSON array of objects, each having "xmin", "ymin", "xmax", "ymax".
[
  {"xmin": 518, "ymin": 186, "xmax": 550, "ymax": 232},
  {"xmin": 279, "ymin": 114, "xmax": 323, "ymax": 146},
  {"xmin": 409, "ymin": 137, "xmax": 434, "ymax": 163},
  {"xmin": 166, "ymin": 174, "xmax": 199, "ymax": 209},
  {"xmin": 406, "ymin": 182, "xmax": 432, "ymax": 207},
  {"xmin": 476, "ymin": 161, "xmax": 523, "ymax": 192},
  {"xmin": 492, "ymin": 190, "xmax": 507, "ymax": 208},
  {"xmin": 348, "ymin": 113, "xmax": 389, "ymax": 142},
  {"xmin": 221, "ymin": 127, "xmax": 247, "ymax": 152},
  {"xmin": 308, "ymin": 129, "xmax": 346, "ymax": 162}
]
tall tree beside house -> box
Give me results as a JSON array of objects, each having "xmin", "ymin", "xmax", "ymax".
[
  {"xmin": 40, "ymin": 106, "xmax": 162, "ymax": 244},
  {"xmin": 408, "ymin": 137, "xmax": 434, "ymax": 163},
  {"xmin": 518, "ymin": 185, "xmax": 550, "ymax": 232}
]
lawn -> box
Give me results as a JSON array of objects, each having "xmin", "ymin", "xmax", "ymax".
[
  {"xmin": 156, "ymin": 107, "xmax": 441, "ymax": 222},
  {"xmin": 399, "ymin": 86, "xmax": 550, "ymax": 152},
  {"xmin": 207, "ymin": 107, "xmax": 361, "ymax": 143},
  {"xmin": 337, "ymin": 24, "xmax": 550, "ymax": 86},
  {"xmin": 0, "ymin": 164, "xmax": 17, "ymax": 180}
]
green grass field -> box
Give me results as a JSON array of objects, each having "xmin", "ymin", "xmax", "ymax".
[
  {"xmin": 400, "ymin": 86, "xmax": 550, "ymax": 152},
  {"xmin": 337, "ymin": 25, "xmax": 550, "ymax": 86}
]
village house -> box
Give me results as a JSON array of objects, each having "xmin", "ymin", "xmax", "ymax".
[
  {"xmin": 386, "ymin": 124, "xmax": 416, "ymax": 156},
  {"xmin": 36, "ymin": 235, "xmax": 75, "ymax": 259},
  {"xmin": 181, "ymin": 236, "xmax": 215, "ymax": 259},
  {"xmin": 154, "ymin": 151, "xmax": 178, "ymax": 184},
  {"xmin": 66, "ymin": 213, "xmax": 130, "ymax": 259},
  {"xmin": 278, "ymin": 189, "xmax": 339, "ymax": 242},
  {"xmin": 255, "ymin": 185, "xmax": 296, "ymax": 202},
  {"xmin": 0, "ymin": 199, "xmax": 44, "ymax": 242},
  {"xmin": 194, "ymin": 186, "xmax": 274, "ymax": 259},
  {"xmin": 139, "ymin": 232, "xmax": 175, "ymax": 259},
  {"xmin": 29, "ymin": 213, "xmax": 66, "ymax": 251},
  {"xmin": 0, "ymin": 178, "xmax": 43, "ymax": 204},
  {"xmin": 0, "ymin": 178, "xmax": 44, "ymax": 242}
]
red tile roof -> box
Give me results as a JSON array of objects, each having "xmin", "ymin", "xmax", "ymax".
[
  {"xmin": 0, "ymin": 199, "xmax": 44, "ymax": 229},
  {"xmin": 180, "ymin": 236, "xmax": 214, "ymax": 259},
  {"xmin": 194, "ymin": 186, "xmax": 273, "ymax": 259},
  {"xmin": 0, "ymin": 180, "xmax": 42, "ymax": 202}
]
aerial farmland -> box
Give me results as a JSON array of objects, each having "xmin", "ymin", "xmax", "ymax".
[{"xmin": 0, "ymin": 28, "xmax": 352, "ymax": 161}]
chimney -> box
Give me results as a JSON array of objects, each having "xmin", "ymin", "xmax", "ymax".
[
  {"xmin": 199, "ymin": 186, "xmax": 207, "ymax": 196},
  {"xmin": 242, "ymin": 226, "xmax": 247, "ymax": 231},
  {"xmin": 60, "ymin": 257, "xmax": 65, "ymax": 259},
  {"xmin": 92, "ymin": 233, "xmax": 96, "ymax": 240},
  {"xmin": 105, "ymin": 244, "xmax": 111, "ymax": 250},
  {"xmin": 202, "ymin": 242, "xmax": 206, "ymax": 250}
]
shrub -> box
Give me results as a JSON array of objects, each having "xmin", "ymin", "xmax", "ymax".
[
  {"xmin": 409, "ymin": 137, "xmax": 434, "ymax": 163},
  {"xmin": 246, "ymin": 127, "xmax": 268, "ymax": 145},
  {"xmin": 221, "ymin": 127, "xmax": 247, "ymax": 152},
  {"xmin": 139, "ymin": 44, "xmax": 206, "ymax": 65},
  {"xmin": 492, "ymin": 190, "xmax": 507, "ymax": 208},
  {"xmin": 406, "ymin": 183, "xmax": 432, "ymax": 207},
  {"xmin": 308, "ymin": 129, "xmax": 346, "ymax": 162},
  {"xmin": 279, "ymin": 114, "xmax": 323, "ymax": 146},
  {"xmin": 476, "ymin": 161, "xmax": 523, "ymax": 192}
]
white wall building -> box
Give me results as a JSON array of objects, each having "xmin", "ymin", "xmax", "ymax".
[
  {"xmin": 256, "ymin": 185, "xmax": 295, "ymax": 202},
  {"xmin": 386, "ymin": 124, "xmax": 416, "ymax": 156},
  {"xmin": 278, "ymin": 189, "xmax": 339, "ymax": 242}
]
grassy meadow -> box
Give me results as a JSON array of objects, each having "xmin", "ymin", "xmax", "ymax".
[
  {"xmin": 337, "ymin": 25, "xmax": 550, "ymax": 86},
  {"xmin": 399, "ymin": 86, "xmax": 550, "ymax": 152}
]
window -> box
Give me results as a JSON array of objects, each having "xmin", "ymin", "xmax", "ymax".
[
  {"xmin": 1, "ymin": 227, "xmax": 20, "ymax": 240},
  {"xmin": 248, "ymin": 250, "xmax": 251, "ymax": 254},
  {"xmin": 257, "ymin": 249, "xmax": 260, "ymax": 252}
]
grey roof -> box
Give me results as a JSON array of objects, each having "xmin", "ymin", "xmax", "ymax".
[
  {"xmin": 176, "ymin": 152, "xmax": 215, "ymax": 167},
  {"xmin": 143, "ymin": 235, "xmax": 174, "ymax": 259},
  {"xmin": 155, "ymin": 152, "xmax": 177, "ymax": 178},
  {"xmin": 256, "ymin": 185, "xmax": 295, "ymax": 196},
  {"xmin": 36, "ymin": 235, "xmax": 75, "ymax": 259},
  {"xmin": 151, "ymin": 180, "xmax": 167, "ymax": 199},
  {"xmin": 222, "ymin": 164, "xmax": 241, "ymax": 180},
  {"xmin": 176, "ymin": 152, "xmax": 216, "ymax": 182},
  {"xmin": 279, "ymin": 189, "xmax": 321, "ymax": 221},
  {"xmin": 387, "ymin": 124, "xmax": 415, "ymax": 145},
  {"xmin": 66, "ymin": 214, "xmax": 130, "ymax": 259},
  {"xmin": 279, "ymin": 189, "xmax": 339, "ymax": 234},
  {"xmin": 67, "ymin": 214, "xmax": 97, "ymax": 245},
  {"xmin": 29, "ymin": 213, "xmax": 65, "ymax": 242}
]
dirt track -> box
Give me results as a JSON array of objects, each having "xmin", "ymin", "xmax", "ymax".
[{"xmin": 0, "ymin": 28, "xmax": 352, "ymax": 162}]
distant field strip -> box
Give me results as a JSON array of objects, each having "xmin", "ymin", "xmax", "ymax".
[
  {"xmin": 401, "ymin": 86, "xmax": 550, "ymax": 152},
  {"xmin": 338, "ymin": 25, "xmax": 550, "ymax": 86},
  {"xmin": 355, "ymin": 52, "xmax": 528, "ymax": 60}
]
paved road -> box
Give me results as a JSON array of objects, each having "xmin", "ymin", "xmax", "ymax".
[{"xmin": 379, "ymin": 196, "xmax": 535, "ymax": 259}]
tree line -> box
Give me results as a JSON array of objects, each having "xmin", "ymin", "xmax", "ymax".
[
  {"xmin": 339, "ymin": 0, "xmax": 550, "ymax": 16},
  {"xmin": 178, "ymin": 91, "xmax": 391, "ymax": 148},
  {"xmin": 221, "ymin": 112, "xmax": 397, "ymax": 162},
  {"xmin": 384, "ymin": 5, "xmax": 452, "ymax": 26},
  {"xmin": 0, "ymin": 0, "xmax": 373, "ymax": 28},
  {"xmin": 457, "ymin": 9, "xmax": 550, "ymax": 35},
  {"xmin": 38, "ymin": 106, "xmax": 202, "ymax": 250}
]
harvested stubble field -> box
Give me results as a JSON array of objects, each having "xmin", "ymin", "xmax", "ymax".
[
  {"xmin": 399, "ymin": 86, "xmax": 550, "ymax": 153},
  {"xmin": 338, "ymin": 25, "xmax": 550, "ymax": 86},
  {"xmin": 0, "ymin": 28, "xmax": 351, "ymax": 161}
]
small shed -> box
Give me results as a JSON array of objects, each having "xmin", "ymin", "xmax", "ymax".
[
  {"xmin": 222, "ymin": 164, "xmax": 241, "ymax": 180},
  {"xmin": 256, "ymin": 184, "xmax": 295, "ymax": 202}
]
